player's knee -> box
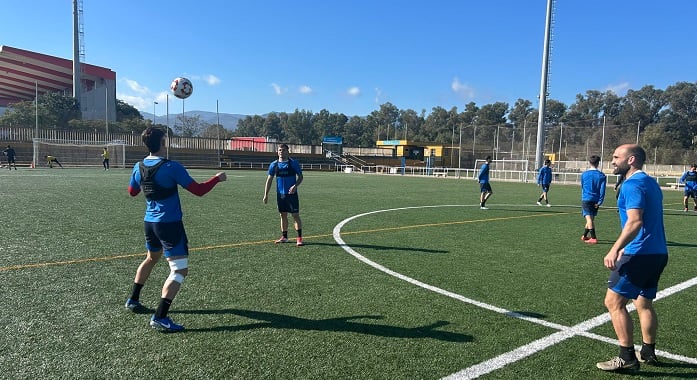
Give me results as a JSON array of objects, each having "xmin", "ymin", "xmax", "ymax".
[{"xmin": 167, "ymin": 258, "xmax": 188, "ymax": 284}]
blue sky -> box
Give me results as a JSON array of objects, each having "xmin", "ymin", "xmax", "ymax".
[{"xmin": 2, "ymin": 1, "xmax": 696, "ymax": 117}]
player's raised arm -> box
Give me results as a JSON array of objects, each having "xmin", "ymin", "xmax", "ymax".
[{"xmin": 186, "ymin": 172, "xmax": 227, "ymax": 196}]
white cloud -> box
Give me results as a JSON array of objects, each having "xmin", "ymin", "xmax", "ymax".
[
  {"xmin": 347, "ymin": 86, "xmax": 361, "ymax": 97},
  {"xmin": 451, "ymin": 77, "xmax": 475, "ymax": 99},
  {"xmin": 604, "ymin": 82, "xmax": 630, "ymax": 96},
  {"xmin": 299, "ymin": 85, "xmax": 313, "ymax": 94},
  {"xmin": 203, "ymin": 74, "xmax": 221, "ymax": 86},
  {"xmin": 123, "ymin": 78, "xmax": 149, "ymax": 94},
  {"xmin": 270, "ymin": 82, "xmax": 287, "ymax": 95},
  {"xmin": 116, "ymin": 93, "xmax": 148, "ymax": 111},
  {"xmin": 374, "ymin": 87, "xmax": 382, "ymax": 104}
]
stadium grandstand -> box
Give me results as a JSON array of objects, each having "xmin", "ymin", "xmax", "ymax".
[{"xmin": 0, "ymin": 45, "xmax": 116, "ymax": 121}]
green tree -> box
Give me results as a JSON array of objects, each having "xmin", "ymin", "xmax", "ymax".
[
  {"xmin": 175, "ymin": 114, "xmax": 205, "ymax": 137},
  {"xmin": 200, "ymin": 124, "xmax": 233, "ymax": 139},
  {"xmin": 116, "ymin": 99, "xmax": 143, "ymax": 121}
]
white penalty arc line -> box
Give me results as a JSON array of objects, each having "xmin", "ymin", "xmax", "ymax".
[{"xmin": 332, "ymin": 204, "xmax": 697, "ymax": 380}]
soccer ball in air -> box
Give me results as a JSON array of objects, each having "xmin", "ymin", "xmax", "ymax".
[{"xmin": 170, "ymin": 77, "xmax": 193, "ymax": 99}]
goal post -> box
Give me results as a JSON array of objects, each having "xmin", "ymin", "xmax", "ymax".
[{"xmin": 33, "ymin": 138, "xmax": 126, "ymax": 169}]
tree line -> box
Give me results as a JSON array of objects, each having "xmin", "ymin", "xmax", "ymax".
[{"xmin": 2, "ymin": 81, "xmax": 696, "ymax": 163}]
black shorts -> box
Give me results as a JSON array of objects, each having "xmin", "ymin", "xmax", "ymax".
[
  {"xmin": 581, "ymin": 200, "xmax": 598, "ymax": 217},
  {"xmin": 276, "ymin": 193, "xmax": 300, "ymax": 214},
  {"xmin": 144, "ymin": 221, "xmax": 189, "ymax": 258},
  {"xmin": 608, "ymin": 254, "xmax": 668, "ymax": 299}
]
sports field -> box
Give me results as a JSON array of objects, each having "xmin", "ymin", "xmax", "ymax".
[{"xmin": 1, "ymin": 168, "xmax": 696, "ymax": 379}]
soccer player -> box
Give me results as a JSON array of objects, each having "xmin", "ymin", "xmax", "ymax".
[
  {"xmin": 263, "ymin": 144, "xmax": 304, "ymax": 246},
  {"xmin": 596, "ymin": 144, "xmax": 668, "ymax": 372},
  {"xmin": 679, "ymin": 164, "xmax": 697, "ymax": 212},
  {"xmin": 101, "ymin": 147, "xmax": 110, "ymax": 170},
  {"xmin": 536, "ymin": 159, "xmax": 553, "ymax": 207},
  {"xmin": 45, "ymin": 155, "xmax": 63, "ymax": 168},
  {"xmin": 2, "ymin": 145, "xmax": 17, "ymax": 170},
  {"xmin": 580, "ymin": 155, "xmax": 607, "ymax": 244},
  {"xmin": 477, "ymin": 156, "xmax": 493, "ymax": 210},
  {"xmin": 125, "ymin": 127, "xmax": 227, "ymax": 332}
]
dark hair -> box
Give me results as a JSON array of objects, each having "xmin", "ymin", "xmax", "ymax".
[
  {"xmin": 589, "ymin": 155, "xmax": 601, "ymax": 166},
  {"xmin": 279, "ymin": 144, "xmax": 289, "ymax": 150},
  {"xmin": 142, "ymin": 127, "xmax": 165, "ymax": 153},
  {"xmin": 626, "ymin": 144, "xmax": 646, "ymax": 167},
  {"xmin": 544, "ymin": 159, "xmax": 551, "ymax": 165},
  {"xmin": 485, "ymin": 155, "xmax": 492, "ymax": 161}
]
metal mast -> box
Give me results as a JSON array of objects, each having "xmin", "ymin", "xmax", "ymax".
[{"xmin": 535, "ymin": 0, "xmax": 555, "ymax": 170}]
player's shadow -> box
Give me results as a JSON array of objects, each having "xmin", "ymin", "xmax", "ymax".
[
  {"xmin": 176, "ymin": 308, "xmax": 471, "ymax": 342},
  {"xmin": 307, "ymin": 242, "xmax": 448, "ymax": 254},
  {"xmin": 667, "ymin": 240, "xmax": 697, "ymax": 249},
  {"xmin": 637, "ymin": 361, "xmax": 697, "ymax": 378}
]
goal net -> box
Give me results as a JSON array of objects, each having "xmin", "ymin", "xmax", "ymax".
[
  {"xmin": 33, "ymin": 138, "xmax": 126, "ymax": 169},
  {"xmin": 473, "ymin": 159, "xmax": 532, "ymax": 182}
]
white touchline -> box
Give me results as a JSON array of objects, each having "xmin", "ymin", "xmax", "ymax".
[{"xmin": 332, "ymin": 205, "xmax": 697, "ymax": 380}]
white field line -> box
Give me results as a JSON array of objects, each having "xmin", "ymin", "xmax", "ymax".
[{"xmin": 332, "ymin": 205, "xmax": 697, "ymax": 380}]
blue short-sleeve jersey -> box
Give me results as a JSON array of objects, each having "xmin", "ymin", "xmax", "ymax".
[
  {"xmin": 680, "ymin": 170, "xmax": 697, "ymax": 191},
  {"xmin": 129, "ymin": 157, "xmax": 195, "ymax": 223},
  {"xmin": 268, "ymin": 159, "xmax": 302, "ymax": 195},
  {"xmin": 617, "ymin": 171, "xmax": 667, "ymax": 255}
]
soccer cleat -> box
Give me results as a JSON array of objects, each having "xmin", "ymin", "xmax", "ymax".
[
  {"xmin": 585, "ymin": 238, "xmax": 598, "ymax": 244},
  {"xmin": 275, "ymin": 237, "xmax": 289, "ymax": 244},
  {"xmin": 536, "ymin": 201, "xmax": 542, "ymax": 206},
  {"xmin": 125, "ymin": 298, "xmax": 145, "ymax": 311},
  {"xmin": 296, "ymin": 237, "xmax": 304, "ymax": 246},
  {"xmin": 685, "ymin": 208, "xmax": 689, "ymax": 212},
  {"xmin": 150, "ymin": 315, "xmax": 184, "ymax": 332},
  {"xmin": 596, "ymin": 356, "xmax": 639, "ymax": 372},
  {"xmin": 480, "ymin": 206, "xmax": 489, "ymax": 210},
  {"xmin": 637, "ymin": 351, "xmax": 659, "ymax": 365},
  {"xmin": 581, "ymin": 236, "xmax": 590, "ymax": 241},
  {"xmin": 546, "ymin": 203, "xmax": 551, "ymax": 207}
]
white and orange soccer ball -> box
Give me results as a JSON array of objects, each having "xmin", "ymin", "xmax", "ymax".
[{"xmin": 170, "ymin": 77, "xmax": 193, "ymax": 99}]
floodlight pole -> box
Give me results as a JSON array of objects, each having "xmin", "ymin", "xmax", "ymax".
[
  {"xmin": 153, "ymin": 101, "xmax": 158, "ymax": 124},
  {"xmin": 535, "ymin": 0, "xmax": 554, "ymax": 170},
  {"xmin": 216, "ymin": 99, "xmax": 221, "ymax": 167},
  {"xmin": 166, "ymin": 94, "xmax": 170, "ymax": 159}
]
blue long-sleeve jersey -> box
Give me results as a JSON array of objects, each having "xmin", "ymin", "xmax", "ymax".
[
  {"xmin": 581, "ymin": 168, "xmax": 607, "ymax": 205},
  {"xmin": 537, "ymin": 166, "xmax": 552, "ymax": 185}
]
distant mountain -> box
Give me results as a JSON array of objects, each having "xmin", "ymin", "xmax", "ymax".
[{"xmin": 143, "ymin": 110, "xmax": 246, "ymax": 131}]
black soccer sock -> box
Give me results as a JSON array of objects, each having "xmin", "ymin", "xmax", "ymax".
[
  {"xmin": 155, "ymin": 298, "xmax": 173, "ymax": 319},
  {"xmin": 641, "ymin": 342, "xmax": 656, "ymax": 356},
  {"xmin": 282, "ymin": 231, "xmax": 288, "ymax": 239},
  {"xmin": 590, "ymin": 229, "xmax": 596, "ymax": 239},
  {"xmin": 619, "ymin": 345, "xmax": 636, "ymax": 362},
  {"xmin": 583, "ymin": 228, "xmax": 589, "ymax": 238},
  {"xmin": 296, "ymin": 229, "xmax": 302, "ymax": 238},
  {"xmin": 129, "ymin": 283, "xmax": 144, "ymax": 301}
]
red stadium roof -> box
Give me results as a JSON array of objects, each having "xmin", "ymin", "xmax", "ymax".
[{"xmin": 0, "ymin": 45, "xmax": 116, "ymax": 107}]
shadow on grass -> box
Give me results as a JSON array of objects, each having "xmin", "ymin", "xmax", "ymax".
[
  {"xmin": 637, "ymin": 361, "xmax": 697, "ymax": 378},
  {"xmin": 308, "ymin": 242, "xmax": 448, "ymax": 254},
  {"xmin": 667, "ymin": 240, "xmax": 697, "ymax": 249},
  {"xmin": 176, "ymin": 308, "xmax": 471, "ymax": 342}
]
